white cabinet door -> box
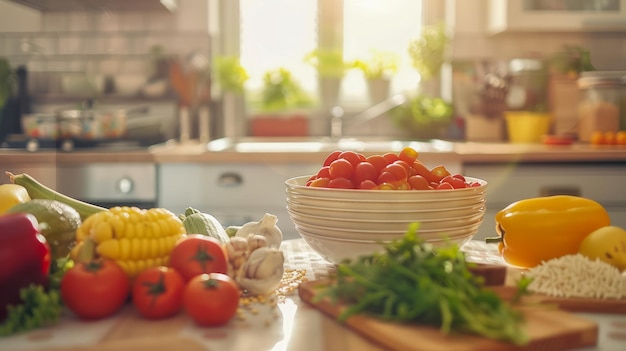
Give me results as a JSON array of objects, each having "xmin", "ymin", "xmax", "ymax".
[{"xmin": 158, "ymin": 163, "xmax": 320, "ymax": 240}]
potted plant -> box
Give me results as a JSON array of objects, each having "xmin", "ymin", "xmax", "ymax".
[
  {"xmin": 352, "ymin": 50, "xmax": 399, "ymax": 103},
  {"xmin": 249, "ymin": 68, "xmax": 313, "ymax": 137},
  {"xmin": 392, "ymin": 22, "xmax": 453, "ymax": 139},
  {"xmin": 304, "ymin": 49, "xmax": 349, "ymax": 108}
]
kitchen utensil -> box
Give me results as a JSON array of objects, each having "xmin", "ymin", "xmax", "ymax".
[
  {"xmin": 21, "ymin": 103, "xmax": 149, "ymax": 142},
  {"xmin": 299, "ymin": 280, "xmax": 598, "ymax": 351}
]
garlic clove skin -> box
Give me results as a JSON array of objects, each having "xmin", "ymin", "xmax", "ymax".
[
  {"xmin": 236, "ymin": 247, "xmax": 285, "ymax": 295},
  {"xmin": 235, "ymin": 213, "xmax": 283, "ymax": 248}
]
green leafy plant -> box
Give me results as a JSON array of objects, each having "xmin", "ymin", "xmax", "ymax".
[
  {"xmin": 313, "ymin": 223, "xmax": 529, "ymax": 346},
  {"xmin": 389, "ymin": 94, "xmax": 454, "ymax": 139},
  {"xmin": 304, "ymin": 49, "xmax": 349, "ymax": 78},
  {"xmin": 407, "ymin": 22, "xmax": 449, "ymax": 82},
  {"xmin": 352, "ymin": 50, "xmax": 399, "ymax": 80},
  {"xmin": 258, "ymin": 68, "xmax": 312, "ymax": 112},
  {"xmin": 213, "ymin": 56, "xmax": 249, "ymax": 93},
  {"xmin": 549, "ymin": 45, "xmax": 594, "ymax": 78}
]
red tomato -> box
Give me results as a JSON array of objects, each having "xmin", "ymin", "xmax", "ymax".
[
  {"xmin": 452, "ymin": 173, "xmax": 466, "ymax": 182},
  {"xmin": 365, "ymin": 155, "xmax": 389, "ymax": 174},
  {"xmin": 132, "ymin": 266, "xmax": 185, "ymax": 319},
  {"xmin": 358, "ymin": 179, "xmax": 378, "ymax": 189},
  {"xmin": 408, "ymin": 175, "xmax": 430, "ymax": 190},
  {"xmin": 309, "ymin": 177, "xmax": 330, "ymax": 187},
  {"xmin": 383, "ymin": 163, "xmax": 408, "ymax": 181},
  {"xmin": 169, "ymin": 235, "xmax": 229, "ymax": 281},
  {"xmin": 398, "ymin": 147, "xmax": 418, "ymax": 164},
  {"xmin": 382, "ymin": 152, "xmax": 399, "ymax": 164},
  {"xmin": 61, "ymin": 259, "xmax": 130, "ymax": 320},
  {"xmin": 377, "ymin": 171, "xmax": 397, "ymax": 185},
  {"xmin": 329, "ymin": 158, "xmax": 354, "ymax": 179},
  {"xmin": 322, "ymin": 150, "xmax": 342, "ymax": 167},
  {"xmin": 338, "ymin": 151, "xmax": 364, "ymax": 167},
  {"xmin": 391, "ymin": 180, "xmax": 411, "ymax": 190},
  {"xmin": 328, "ymin": 177, "xmax": 353, "ymax": 189},
  {"xmin": 435, "ymin": 182, "xmax": 454, "ymax": 190},
  {"xmin": 441, "ymin": 175, "xmax": 468, "ymax": 189},
  {"xmin": 183, "ymin": 273, "xmax": 240, "ymax": 327},
  {"xmin": 353, "ymin": 161, "xmax": 378, "ymax": 185},
  {"xmin": 316, "ymin": 166, "xmax": 331, "ymax": 179},
  {"xmin": 430, "ymin": 165, "xmax": 451, "ymax": 183},
  {"xmin": 411, "ymin": 162, "xmax": 433, "ymax": 182}
]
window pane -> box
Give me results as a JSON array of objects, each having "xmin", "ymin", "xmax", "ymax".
[
  {"xmin": 239, "ymin": 0, "xmax": 317, "ymax": 99},
  {"xmin": 343, "ymin": 0, "xmax": 423, "ymax": 103}
]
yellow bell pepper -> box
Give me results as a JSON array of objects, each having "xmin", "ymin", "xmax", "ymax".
[{"xmin": 490, "ymin": 195, "xmax": 611, "ymax": 268}]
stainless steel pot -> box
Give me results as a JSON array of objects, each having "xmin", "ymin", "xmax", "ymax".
[{"xmin": 22, "ymin": 104, "xmax": 149, "ymax": 141}]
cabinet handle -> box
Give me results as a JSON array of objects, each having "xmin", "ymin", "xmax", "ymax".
[
  {"xmin": 217, "ymin": 172, "xmax": 243, "ymax": 187},
  {"xmin": 539, "ymin": 186, "xmax": 581, "ymax": 197}
]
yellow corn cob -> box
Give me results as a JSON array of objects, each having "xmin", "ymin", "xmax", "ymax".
[{"xmin": 74, "ymin": 206, "xmax": 186, "ymax": 277}]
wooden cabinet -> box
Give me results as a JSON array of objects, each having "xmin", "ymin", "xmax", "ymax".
[
  {"xmin": 464, "ymin": 162, "xmax": 626, "ymax": 240},
  {"xmin": 488, "ymin": 0, "xmax": 626, "ymax": 34}
]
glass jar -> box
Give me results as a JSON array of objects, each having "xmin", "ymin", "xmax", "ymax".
[{"xmin": 577, "ymin": 71, "xmax": 625, "ymax": 142}]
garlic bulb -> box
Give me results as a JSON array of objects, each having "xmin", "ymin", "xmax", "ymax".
[
  {"xmin": 235, "ymin": 213, "xmax": 283, "ymax": 247},
  {"xmin": 236, "ymin": 247, "xmax": 285, "ymax": 295},
  {"xmin": 247, "ymin": 234, "xmax": 268, "ymax": 252},
  {"xmin": 225, "ymin": 236, "xmax": 249, "ymax": 276}
]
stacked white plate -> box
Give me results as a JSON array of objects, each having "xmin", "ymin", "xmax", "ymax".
[{"xmin": 285, "ymin": 175, "xmax": 488, "ymax": 263}]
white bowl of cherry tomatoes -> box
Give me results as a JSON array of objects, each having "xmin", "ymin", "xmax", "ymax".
[{"xmin": 285, "ymin": 147, "xmax": 487, "ymax": 263}]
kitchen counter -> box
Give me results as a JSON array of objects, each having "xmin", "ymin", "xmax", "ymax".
[
  {"xmin": 2, "ymin": 239, "xmax": 625, "ymax": 351},
  {"xmin": 3, "ymin": 140, "xmax": 626, "ymax": 165}
]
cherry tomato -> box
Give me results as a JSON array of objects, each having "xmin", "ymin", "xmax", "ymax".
[
  {"xmin": 408, "ymin": 175, "xmax": 430, "ymax": 190},
  {"xmin": 322, "ymin": 150, "xmax": 342, "ymax": 167},
  {"xmin": 339, "ymin": 151, "xmax": 364, "ymax": 167},
  {"xmin": 353, "ymin": 161, "xmax": 378, "ymax": 185},
  {"xmin": 309, "ymin": 177, "xmax": 330, "ymax": 187},
  {"xmin": 383, "ymin": 163, "xmax": 409, "ymax": 181},
  {"xmin": 382, "ymin": 152, "xmax": 399, "ymax": 164},
  {"xmin": 391, "ymin": 180, "xmax": 411, "ymax": 190},
  {"xmin": 329, "ymin": 158, "xmax": 354, "ymax": 179},
  {"xmin": 169, "ymin": 235, "xmax": 229, "ymax": 282},
  {"xmin": 452, "ymin": 173, "xmax": 466, "ymax": 182},
  {"xmin": 365, "ymin": 155, "xmax": 389, "ymax": 174},
  {"xmin": 398, "ymin": 147, "xmax": 418, "ymax": 164},
  {"xmin": 316, "ymin": 166, "xmax": 331, "ymax": 179},
  {"xmin": 435, "ymin": 182, "xmax": 454, "ymax": 190},
  {"xmin": 441, "ymin": 175, "xmax": 468, "ymax": 189},
  {"xmin": 358, "ymin": 179, "xmax": 378, "ymax": 189},
  {"xmin": 430, "ymin": 165, "xmax": 451, "ymax": 183},
  {"xmin": 378, "ymin": 182, "xmax": 396, "ymax": 190},
  {"xmin": 132, "ymin": 266, "xmax": 185, "ymax": 319},
  {"xmin": 328, "ymin": 177, "xmax": 353, "ymax": 189},
  {"xmin": 393, "ymin": 160, "xmax": 413, "ymax": 176},
  {"xmin": 411, "ymin": 161, "xmax": 433, "ymax": 182},
  {"xmin": 61, "ymin": 259, "xmax": 130, "ymax": 320},
  {"xmin": 183, "ymin": 273, "xmax": 240, "ymax": 327},
  {"xmin": 377, "ymin": 171, "xmax": 397, "ymax": 185}
]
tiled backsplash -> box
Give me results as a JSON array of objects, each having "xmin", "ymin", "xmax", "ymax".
[{"xmin": 0, "ymin": 4, "xmax": 210, "ymax": 95}]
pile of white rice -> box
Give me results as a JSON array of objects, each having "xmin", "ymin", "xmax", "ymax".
[{"xmin": 525, "ymin": 254, "xmax": 626, "ymax": 299}]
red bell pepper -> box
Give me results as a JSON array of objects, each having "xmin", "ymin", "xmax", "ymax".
[{"xmin": 0, "ymin": 213, "xmax": 51, "ymax": 320}]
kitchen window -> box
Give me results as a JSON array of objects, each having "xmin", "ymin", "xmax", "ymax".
[{"xmin": 224, "ymin": 0, "xmax": 424, "ymax": 108}]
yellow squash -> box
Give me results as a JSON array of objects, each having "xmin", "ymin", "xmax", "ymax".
[
  {"xmin": 72, "ymin": 206, "xmax": 186, "ymax": 277},
  {"xmin": 491, "ymin": 195, "xmax": 611, "ymax": 268}
]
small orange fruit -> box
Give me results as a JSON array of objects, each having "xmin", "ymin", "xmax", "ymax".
[
  {"xmin": 604, "ymin": 131, "xmax": 616, "ymax": 145},
  {"xmin": 590, "ymin": 131, "xmax": 605, "ymax": 145},
  {"xmin": 616, "ymin": 131, "xmax": 626, "ymax": 146}
]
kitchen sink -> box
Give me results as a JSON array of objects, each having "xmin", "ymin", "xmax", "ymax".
[{"xmin": 205, "ymin": 137, "xmax": 455, "ymax": 153}]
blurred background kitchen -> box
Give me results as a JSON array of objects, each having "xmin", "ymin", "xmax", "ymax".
[{"xmin": 0, "ymin": 0, "xmax": 625, "ymax": 149}]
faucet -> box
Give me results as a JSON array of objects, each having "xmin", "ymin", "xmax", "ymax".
[{"xmin": 329, "ymin": 94, "xmax": 408, "ymax": 139}]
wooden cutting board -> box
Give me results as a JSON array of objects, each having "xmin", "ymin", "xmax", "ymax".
[{"xmin": 298, "ymin": 280, "xmax": 598, "ymax": 351}]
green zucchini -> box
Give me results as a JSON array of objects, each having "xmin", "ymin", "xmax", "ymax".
[{"xmin": 179, "ymin": 207, "xmax": 230, "ymax": 244}]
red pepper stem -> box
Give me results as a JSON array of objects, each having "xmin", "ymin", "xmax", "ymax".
[{"xmin": 485, "ymin": 236, "xmax": 502, "ymax": 244}]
